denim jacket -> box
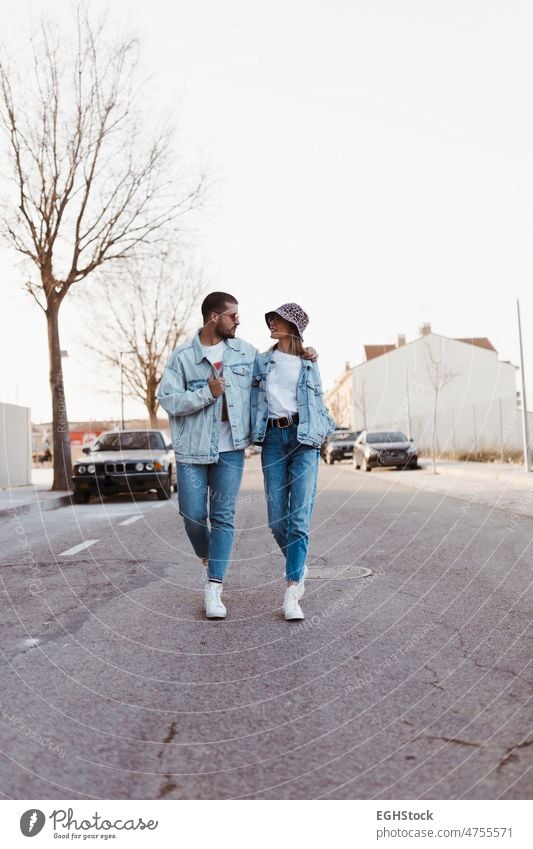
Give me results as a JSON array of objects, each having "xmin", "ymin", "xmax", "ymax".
[
  {"xmin": 157, "ymin": 331, "xmax": 256, "ymax": 463},
  {"xmin": 251, "ymin": 350, "xmax": 336, "ymax": 448}
]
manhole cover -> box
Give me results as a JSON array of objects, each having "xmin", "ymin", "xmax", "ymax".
[
  {"xmin": 308, "ymin": 555, "xmax": 328, "ymax": 567},
  {"xmin": 307, "ymin": 566, "xmax": 373, "ymax": 580}
]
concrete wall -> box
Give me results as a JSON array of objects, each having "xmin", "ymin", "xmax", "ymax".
[{"xmin": 0, "ymin": 403, "xmax": 32, "ymax": 487}]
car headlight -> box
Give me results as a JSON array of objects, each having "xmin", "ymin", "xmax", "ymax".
[
  {"xmin": 77, "ymin": 465, "xmax": 86, "ymax": 474},
  {"xmin": 135, "ymin": 462, "xmax": 144, "ymax": 471},
  {"xmin": 144, "ymin": 462, "xmax": 154, "ymax": 471},
  {"xmin": 87, "ymin": 464, "xmax": 96, "ymax": 474}
]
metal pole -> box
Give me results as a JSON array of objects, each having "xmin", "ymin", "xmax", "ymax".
[
  {"xmin": 498, "ymin": 398, "xmax": 504, "ymax": 464},
  {"xmin": 405, "ymin": 368, "xmax": 411, "ymax": 439},
  {"xmin": 120, "ymin": 353, "xmax": 125, "ymax": 430},
  {"xmin": 516, "ymin": 298, "xmax": 531, "ymax": 471},
  {"xmin": 451, "ymin": 408, "xmax": 457, "ymax": 455}
]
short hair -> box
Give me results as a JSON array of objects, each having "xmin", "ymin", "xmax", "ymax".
[{"xmin": 201, "ymin": 291, "xmax": 238, "ymax": 322}]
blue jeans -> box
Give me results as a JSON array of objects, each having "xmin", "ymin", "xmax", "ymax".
[
  {"xmin": 261, "ymin": 424, "xmax": 319, "ymax": 582},
  {"xmin": 176, "ymin": 451, "xmax": 245, "ymax": 582}
]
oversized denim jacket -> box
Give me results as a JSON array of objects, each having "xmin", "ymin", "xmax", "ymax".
[
  {"xmin": 157, "ymin": 331, "xmax": 257, "ymax": 463},
  {"xmin": 251, "ymin": 350, "xmax": 336, "ymax": 448}
]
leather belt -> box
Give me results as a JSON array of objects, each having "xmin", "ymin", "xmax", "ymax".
[{"xmin": 267, "ymin": 413, "xmax": 299, "ymax": 429}]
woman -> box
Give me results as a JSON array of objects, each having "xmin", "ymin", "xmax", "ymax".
[{"xmin": 251, "ymin": 303, "xmax": 336, "ymax": 620}]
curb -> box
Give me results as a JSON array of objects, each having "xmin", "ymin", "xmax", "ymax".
[{"xmin": 0, "ymin": 493, "xmax": 72, "ymax": 519}]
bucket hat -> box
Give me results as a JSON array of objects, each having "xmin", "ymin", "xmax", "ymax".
[{"xmin": 265, "ymin": 302, "xmax": 309, "ymax": 339}]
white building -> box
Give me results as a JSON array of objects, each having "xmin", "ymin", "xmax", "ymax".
[{"xmin": 325, "ymin": 324, "xmax": 523, "ymax": 456}]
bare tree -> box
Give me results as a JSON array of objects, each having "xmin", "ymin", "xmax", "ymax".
[
  {"xmin": 423, "ymin": 336, "xmax": 461, "ymax": 474},
  {"xmin": 0, "ymin": 6, "xmax": 207, "ymax": 489},
  {"xmin": 83, "ymin": 253, "xmax": 203, "ymax": 427}
]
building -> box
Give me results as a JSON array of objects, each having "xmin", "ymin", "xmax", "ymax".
[
  {"xmin": 325, "ymin": 324, "xmax": 523, "ymax": 456},
  {"xmin": 325, "ymin": 363, "xmax": 355, "ymax": 429}
]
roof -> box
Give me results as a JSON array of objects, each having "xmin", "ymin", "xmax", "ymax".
[
  {"xmin": 454, "ymin": 337, "xmax": 496, "ymax": 352},
  {"xmin": 363, "ymin": 336, "xmax": 497, "ymax": 362},
  {"xmin": 364, "ymin": 344, "xmax": 396, "ymax": 361}
]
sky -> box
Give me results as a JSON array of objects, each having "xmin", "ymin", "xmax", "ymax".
[{"xmin": 2, "ymin": 0, "xmax": 533, "ymax": 423}]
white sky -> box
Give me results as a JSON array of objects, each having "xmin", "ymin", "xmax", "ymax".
[{"xmin": 2, "ymin": 0, "xmax": 533, "ymax": 422}]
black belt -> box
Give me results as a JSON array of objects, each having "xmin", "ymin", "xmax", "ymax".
[{"xmin": 267, "ymin": 413, "xmax": 299, "ymax": 429}]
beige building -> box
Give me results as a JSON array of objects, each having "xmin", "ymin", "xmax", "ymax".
[{"xmin": 325, "ymin": 364, "xmax": 355, "ymax": 429}]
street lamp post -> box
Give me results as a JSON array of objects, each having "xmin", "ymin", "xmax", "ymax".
[{"xmin": 516, "ymin": 298, "xmax": 531, "ymax": 472}]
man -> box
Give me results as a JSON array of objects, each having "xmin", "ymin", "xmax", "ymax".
[
  {"xmin": 39, "ymin": 431, "xmax": 52, "ymax": 464},
  {"xmin": 158, "ymin": 292, "xmax": 255, "ymax": 619},
  {"xmin": 158, "ymin": 292, "xmax": 316, "ymax": 620}
]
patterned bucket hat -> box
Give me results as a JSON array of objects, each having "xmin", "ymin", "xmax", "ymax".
[{"xmin": 265, "ymin": 302, "xmax": 309, "ymax": 339}]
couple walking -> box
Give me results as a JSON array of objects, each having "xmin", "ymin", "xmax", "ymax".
[{"xmin": 158, "ymin": 292, "xmax": 335, "ymax": 620}]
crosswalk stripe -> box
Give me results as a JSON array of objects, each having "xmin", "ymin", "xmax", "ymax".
[{"xmin": 59, "ymin": 540, "xmax": 99, "ymax": 556}]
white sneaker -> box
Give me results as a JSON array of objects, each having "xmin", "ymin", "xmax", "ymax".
[
  {"xmin": 283, "ymin": 584, "xmax": 304, "ymax": 621},
  {"xmin": 294, "ymin": 567, "xmax": 307, "ymax": 600},
  {"xmin": 204, "ymin": 582, "xmax": 226, "ymax": 619}
]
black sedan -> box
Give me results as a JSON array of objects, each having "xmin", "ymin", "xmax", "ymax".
[
  {"xmin": 352, "ymin": 430, "xmax": 418, "ymax": 472},
  {"xmin": 71, "ymin": 430, "xmax": 176, "ymax": 503},
  {"xmin": 322, "ymin": 430, "xmax": 361, "ymax": 464}
]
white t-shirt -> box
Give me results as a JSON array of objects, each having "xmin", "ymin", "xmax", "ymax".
[
  {"xmin": 201, "ymin": 341, "xmax": 235, "ymax": 453},
  {"xmin": 266, "ymin": 350, "xmax": 302, "ymax": 418}
]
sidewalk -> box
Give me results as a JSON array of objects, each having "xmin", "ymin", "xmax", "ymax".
[
  {"xmin": 385, "ymin": 457, "xmax": 533, "ymax": 518},
  {"xmin": 0, "ymin": 467, "xmax": 71, "ymax": 518}
]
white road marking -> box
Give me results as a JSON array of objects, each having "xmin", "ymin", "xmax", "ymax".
[
  {"xmin": 59, "ymin": 540, "xmax": 99, "ymax": 556},
  {"xmin": 118, "ymin": 515, "xmax": 143, "ymax": 526},
  {"xmin": 73, "ymin": 514, "xmax": 137, "ymax": 521},
  {"xmin": 151, "ymin": 503, "xmax": 166, "ymax": 509}
]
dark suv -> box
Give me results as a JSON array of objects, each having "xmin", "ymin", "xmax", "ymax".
[{"xmin": 321, "ymin": 430, "xmax": 361, "ymax": 464}]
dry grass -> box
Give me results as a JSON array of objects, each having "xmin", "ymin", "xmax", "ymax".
[{"xmin": 419, "ymin": 450, "xmax": 524, "ymax": 464}]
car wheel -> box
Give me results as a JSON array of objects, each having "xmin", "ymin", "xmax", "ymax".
[
  {"xmin": 156, "ymin": 474, "xmax": 172, "ymax": 500},
  {"xmin": 73, "ymin": 490, "xmax": 91, "ymax": 504}
]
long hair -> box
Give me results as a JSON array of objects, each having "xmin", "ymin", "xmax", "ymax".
[{"xmin": 270, "ymin": 321, "xmax": 304, "ymax": 355}]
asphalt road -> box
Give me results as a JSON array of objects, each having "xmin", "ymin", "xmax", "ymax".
[{"xmin": 1, "ymin": 457, "xmax": 532, "ymax": 800}]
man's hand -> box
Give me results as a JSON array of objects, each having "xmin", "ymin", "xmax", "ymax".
[
  {"xmin": 302, "ymin": 346, "xmax": 318, "ymax": 362},
  {"xmin": 208, "ymin": 369, "xmax": 225, "ymax": 398}
]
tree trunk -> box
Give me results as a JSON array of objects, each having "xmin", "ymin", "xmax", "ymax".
[
  {"xmin": 146, "ymin": 380, "xmax": 159, "ymax": 429},
  {"xmin": 46, "ymin": 302, "xmax": 73, "ymax": 491}
]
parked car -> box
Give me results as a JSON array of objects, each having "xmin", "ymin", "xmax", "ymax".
[
  {"xmin": 320, "ymin": 428, "xmax": 348, "ymax": 461},
  {"xmin": 321, "ymin": 430, "xmax": 361, "ymax": 464},
  {"xmin": 71, "ymin": 430, "xmax": 176, "ymax": 504},
  {"xmin": 352, "ymin": 430, "xmax": 418, "ymax": 472}
]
